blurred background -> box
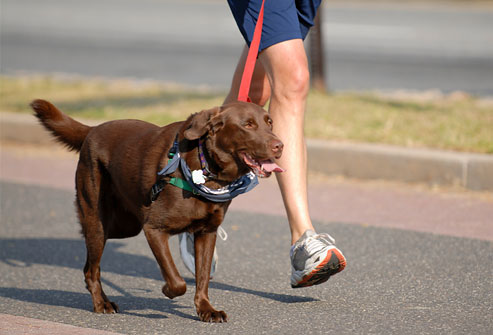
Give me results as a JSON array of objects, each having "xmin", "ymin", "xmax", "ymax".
[
  {"xmin": 2, "ymin": 0, "xmax": 493, "ymax": 155},
  {"xmin": 1, "ymin": 0, "xmax": 492, "ymax": 95}
]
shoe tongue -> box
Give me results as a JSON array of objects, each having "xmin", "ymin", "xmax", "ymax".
[{"xmin": 260, "ymin": 160, "xmax": 285, "ymax": 173}]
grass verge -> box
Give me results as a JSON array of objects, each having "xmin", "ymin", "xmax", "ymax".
[{"xmin": 1, "ymin": 75, "xmax": 492, "ymax": 153}]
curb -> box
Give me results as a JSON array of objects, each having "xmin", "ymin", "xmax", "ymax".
[
  {"xmin": 307, "ymin": 139, "xmax": 493, "ymax": 191},
  {"xmin": 2, "ymin": 112, "xmax": 492, "ymax": 191}
]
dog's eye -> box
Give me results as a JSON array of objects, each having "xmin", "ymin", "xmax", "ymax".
[{"xmin": 265, "ymin": 116, "xmax": 273, "ymax": 129}]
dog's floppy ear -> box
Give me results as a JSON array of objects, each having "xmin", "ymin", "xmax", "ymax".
[{"xmin": 184, "ymin": 106, "xmax": 223, "ymax": 140}]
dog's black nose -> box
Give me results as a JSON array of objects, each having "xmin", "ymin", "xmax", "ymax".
[{"xmin": 270, "ymin": 139, "xmax": 284, "ymax": 155}]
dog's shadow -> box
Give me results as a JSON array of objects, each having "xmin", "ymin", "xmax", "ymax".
[
  {"xmin": 0, "ymin": 286, "xmax": 195, "ymax": 320},
  {"xmin": 0, "ymin": 238, "xmax": 316, "ymax": 318}
]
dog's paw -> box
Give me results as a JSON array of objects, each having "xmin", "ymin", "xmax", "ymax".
[
  {"xmin": 198, "ymin": 309, "xmax": 228, "ymax": 323},
  {"xmin": 106, "ymin": 301, "xmax": 120, "ymax": 314},
  {"xmin": 94, "ymin": 301, "xmax": 119, "ymax": 314}
]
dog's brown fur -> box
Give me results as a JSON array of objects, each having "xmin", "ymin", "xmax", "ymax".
[{"xmin": 31, "ymin": 99, "xmax": 283, "ymax": 322}]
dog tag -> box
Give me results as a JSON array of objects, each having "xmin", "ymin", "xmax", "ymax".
[{"xmin": 192, "ymin": 170, "xmax": 206, "ymax": 184}]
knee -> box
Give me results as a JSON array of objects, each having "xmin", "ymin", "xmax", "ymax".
[
  {"xmin": 287, "ymin": 66, "xmax": 310, "ymax": 98},
  {"xmin": 273, "ymin": 66, "xmax": 310, "ymax": 103},
  {"xmin": 249, "ymin": 81, "xmax": 271, "ymax": 107}
]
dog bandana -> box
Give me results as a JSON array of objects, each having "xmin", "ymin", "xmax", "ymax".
[{"xmin": 150, "ymin": 139, "xmax": 258, "ymax": 202}]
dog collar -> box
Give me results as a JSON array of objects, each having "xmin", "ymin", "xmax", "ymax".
[
  {"xmin": 198, "ymin": 138, "xmax": 217, "ymax": 178},
  {"xmin": 150, "ymin": 137, "xmax": 258, "ymax": 202}
]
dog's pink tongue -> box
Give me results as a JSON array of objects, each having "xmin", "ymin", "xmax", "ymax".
[{"xmin": 260, "ymin": 160, "xmax": 285, "ymax": 173}]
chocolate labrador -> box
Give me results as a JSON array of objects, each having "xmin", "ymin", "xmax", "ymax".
[{"xmin": 31, "ymin": 99, "xmax": 283, "ymax": 323}]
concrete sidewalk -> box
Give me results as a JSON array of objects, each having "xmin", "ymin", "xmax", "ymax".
[{"xmin": 2, "ymin": 111, "xmax": 493, "ymax": 191}]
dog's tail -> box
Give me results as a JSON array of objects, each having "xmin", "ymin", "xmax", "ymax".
[{"xmin": 30, "ymin": 99, "xmax": 91, "ymax": 152}]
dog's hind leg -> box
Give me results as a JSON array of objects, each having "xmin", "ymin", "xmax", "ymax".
[
  {"xmin": 143, "ymin": 226, "xmax": 187, "ymax": 299},
  {"xmin": 76, "ymin": 160, "xmax": 119, "ymax": 314},
  {"xmin": 82, "ymin": 236, "xmax": 119, "ymax": 313}
]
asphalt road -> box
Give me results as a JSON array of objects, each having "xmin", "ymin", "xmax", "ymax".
[
  {"xmin": 2, "ymin": 0, "xmax": 493, "ymax": 95},
  {"xmin": 1, "ymin": 181, "xmax": 492, "ymax": 334}
]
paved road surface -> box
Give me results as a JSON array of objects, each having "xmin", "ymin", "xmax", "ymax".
[
  {"xmin": 2, "ymin": 0, "xmax": 493, "ymax": 95},
  {"xmin": 1, "ymin": 143, "xmax": 492, "ymax": 334},
  {"xmin": 1, "ymin": 181, "xmax": 492, "ymax": 334}
]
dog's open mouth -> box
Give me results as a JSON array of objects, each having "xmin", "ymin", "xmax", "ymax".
[{"xmin": 242, "ymin": 153, "xmax": 285, "ymax": 178}]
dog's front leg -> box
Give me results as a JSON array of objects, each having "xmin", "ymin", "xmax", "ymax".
[
  {"xmin": 143, "ymin": 226, "xmax": 187, "ymax": 299},
  {"xmin": 194, "ymin": 231, "xmax": 227, "ymax": 322}
]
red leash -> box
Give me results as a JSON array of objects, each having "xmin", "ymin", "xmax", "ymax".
[{"xmin": 237, "ymin": 0, "xmax": 265, "ymax": 103}]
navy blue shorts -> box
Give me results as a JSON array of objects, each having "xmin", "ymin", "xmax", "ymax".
[{"xmin": 227, "ymin": 0, "xmax": 322, "ymax": 52}]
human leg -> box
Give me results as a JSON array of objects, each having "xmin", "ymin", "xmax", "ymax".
[
  {"xmin": 180, "ymin": 0, "xmax": 346, "ymax": 287},
  {"xmin": 259, "ymin": 39, "xmax": 346, "ymax": 285},
  {"xmin": 223, "ymin": 40, "xmax": 313, "ymax": 243},
  {"xmin": 225, "ymin": 38, "xmax": 321, "ymax": 243},
  {"xmin": 255, "ymin": 39, "xmax": 313, "ymax": 244}
]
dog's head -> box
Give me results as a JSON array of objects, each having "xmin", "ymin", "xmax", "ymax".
[{"xmin": 183, "ymin": 102, "xmax": 284, "ymax": 181}]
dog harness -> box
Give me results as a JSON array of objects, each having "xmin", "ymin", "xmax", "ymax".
[{"xmin": 150, "ymin": 137, "xmax": 258, "ymax": 203}]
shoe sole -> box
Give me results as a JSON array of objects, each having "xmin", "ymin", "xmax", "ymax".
[{"xmin": 291, "ymin": 247, "xmax": 346, "ymax": 288}]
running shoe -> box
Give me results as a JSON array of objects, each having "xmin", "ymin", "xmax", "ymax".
[
  {"xmin": 178, "ymin": 230, "xmax": 224, "ymax": 278},
  {"xmin": 290, "ymin": 229, "xmax": 346, "ymax": 288}
]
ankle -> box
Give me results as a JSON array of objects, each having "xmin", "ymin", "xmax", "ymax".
[{"xmin": 291, "ymin": 226, "xmax": 315, "ymax": 245}]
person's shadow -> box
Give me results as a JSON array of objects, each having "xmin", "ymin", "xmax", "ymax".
[{"xmin": 0, "ymin": 238, "xmax": 317, "ymax": 320}]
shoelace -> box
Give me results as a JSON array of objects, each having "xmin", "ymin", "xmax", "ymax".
[
  {"xmin": 317, "ymin": 233, "xmax": 336, "ymax": 245},
  {"xmin": 217, "ymin": 226, "xmax": 228, "ymax": 241}
]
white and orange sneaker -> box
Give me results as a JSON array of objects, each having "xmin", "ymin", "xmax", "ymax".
[{"xmin": 290, "ymin": 230, "xmax": 346, "ymax": 288}]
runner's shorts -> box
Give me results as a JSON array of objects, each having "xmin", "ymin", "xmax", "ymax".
[{"xmin": 227, "ymin": 0, "xmax": 322, "ymax": 52}]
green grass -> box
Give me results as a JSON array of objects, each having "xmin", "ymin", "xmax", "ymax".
[
  {"xmin": 306, "ymin": 91, "xmax": 493, "ymax": 153},
  {"xmin": 1, "ymin": 75, "xmax": 492, "ymax": 153}
]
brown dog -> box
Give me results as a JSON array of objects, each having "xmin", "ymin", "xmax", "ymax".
[{"xmin": 31, "ymin": 99, "xmax": 283, "ymax": 322}]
